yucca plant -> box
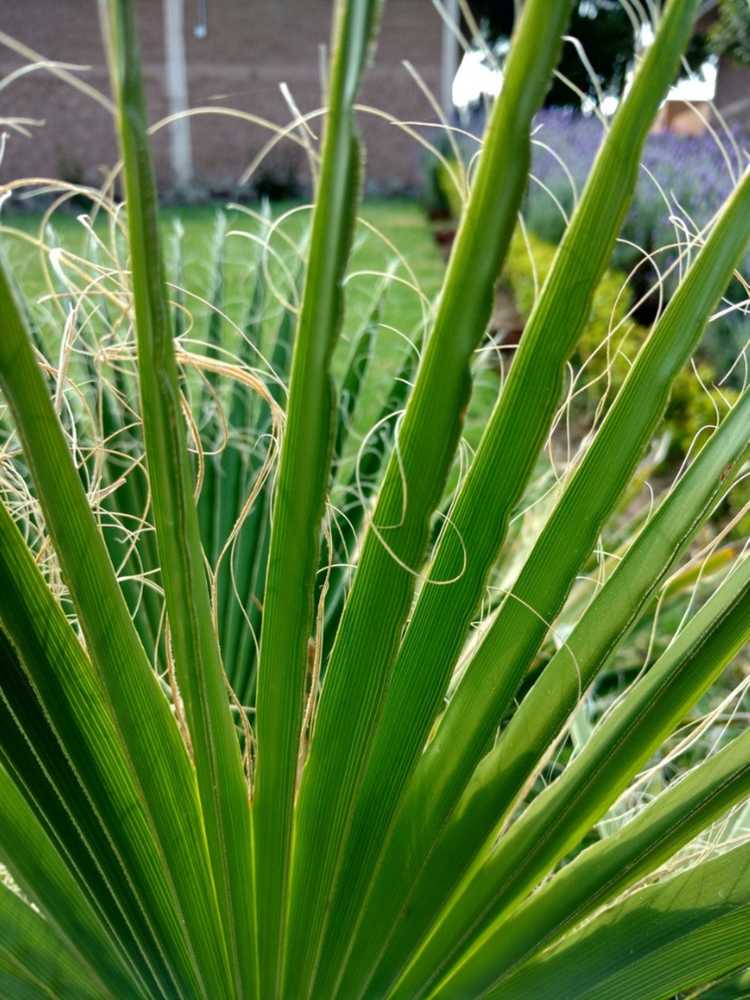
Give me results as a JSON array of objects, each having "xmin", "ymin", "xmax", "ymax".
[{"xmin": 2, "ymin": 0, "xmax": 750, "ymax": 997}]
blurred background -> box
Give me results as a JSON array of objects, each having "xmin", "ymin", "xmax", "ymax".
[{"xmin": 2, "ymin": 1, "xmax": 748, "ymax": 198}]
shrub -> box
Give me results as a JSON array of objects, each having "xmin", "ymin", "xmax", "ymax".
[
  {"xmin": 2, "ymin": 1, "xmax": 750, "ymax": 998},
  {"xmin": 506, "ymin": 228, "xmax": 737, "ymax": 465},
  {"xmin": 710, "ymin": 0, "xmax": 750, "ymax": 65},
  {"xmin": 528, "ymin": 105, "xmax": 750, "ymax": 381},
  {"xmin": 506, "ymin": 227, "xmax": 642, "ymax": 386}
]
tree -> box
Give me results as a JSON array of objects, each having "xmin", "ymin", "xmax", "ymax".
[
  {"xmin": 710, "ymin": 0, "xmax": 750, "ymax": 64},
  {"xmin": 468, "ymin": 0, "xmax": 636, "ymax": 105}
]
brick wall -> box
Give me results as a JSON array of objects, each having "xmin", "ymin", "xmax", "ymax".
[
  {"xmin": 1, "ymin": 1, "xmax": 443, "ymax": 195},
  {"xmin": 714, "ymin": 55, "xmax": 750, "ymax": 133}
]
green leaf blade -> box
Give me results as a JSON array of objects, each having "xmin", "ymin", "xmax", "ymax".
[
  {"xmin": 102, "ymin": 4, "xmax": 257, "ymax": 995},
  {"xmin": 332, "ymin": 2, "xmax": 705, "ymax": 993},
  {"xmin": 369, "ymin": 383, "xmax": 750, "ymax": 983},
  {"xmin": 289, "ymin": 2, "xmax": 575, "ymax": 995},
  {"xmin": 0, "ymin": 498, "xmax": 206, "ymax": 997},
  {"xmin": 252, "ymin": 3, "xmax": 382, "ymax": 995},
  {"xmin": 437, "ymin": 727, "xmax": 750, "ymax": 998},
  {"xmin": 0, "ymin": 882, "xmax": 104, "ymax": 1000},
  {"xmin": 396, "ymin": 552, "xmax": 750, "ymax": 998},
  {"xmin": 0, "ymin": 633, "xmax": 173, "ymax": 998},
  {"xmin": 0, "ymin": 766, "xmax": 139, "ymax": 998},
  {"xmin": 0, "ymin": 227, "xmax": 229, "ymax": 999},
  {"xmin": 487, "ymin": 841, "xmax": 750, "ymax": 1000}
]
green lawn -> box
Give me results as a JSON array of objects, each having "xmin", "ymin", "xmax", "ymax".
[
  {"xmin": 2, "ymin": 197, "xmax": 511, "ymax": 498},
  {"xmin": 3, "ymin": 198, "xmax": 444, "ymax": 343},
  {"xmin": 3, "ymin": 198, "xmax": 449, "ymax": 444}
]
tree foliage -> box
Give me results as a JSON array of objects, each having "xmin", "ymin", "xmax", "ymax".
[
  {"xmin": 468, "ymin": 0, "xmax": 636, "ymax": 105},
  {"xmin": 469, "ymin": 0, "xmax": 710, "ymax": 106},
  {"xmin": 710, "ymin": 0, "xmax": 750, "ymax": 65}
]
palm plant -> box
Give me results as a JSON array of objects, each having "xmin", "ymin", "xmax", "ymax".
[{"xmin": 2, "ymin": 0, "xmax": 750, "ymax": 997}]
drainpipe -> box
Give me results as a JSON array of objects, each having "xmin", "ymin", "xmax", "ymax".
[
  {"xmin": 163, "ymin": 0, "xmax": 194, "ymax": 192},
  {"xmin": 441, "ymin": 0, "xmax": 459, "ymax": 116}
]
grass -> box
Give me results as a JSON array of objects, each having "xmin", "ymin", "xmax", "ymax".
[
  {"xmin": 2, "ymin": 197, "xmax": 447, "ymax": 450},
  {"xmin": 3, "ymin": 199, "xmax": 443, "ymax": 340},
  {"xmin": 2, "ymin": 194, "xmax": 506, "ymax": 483}
]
